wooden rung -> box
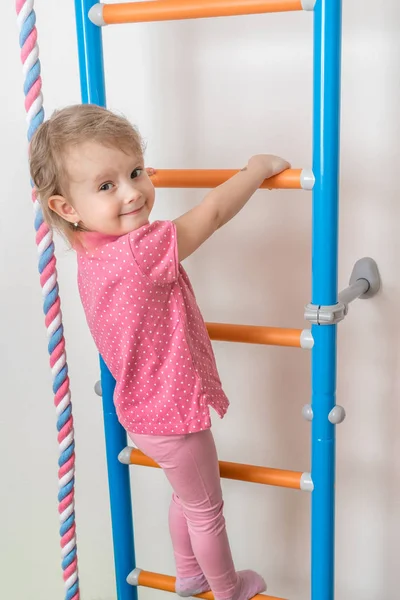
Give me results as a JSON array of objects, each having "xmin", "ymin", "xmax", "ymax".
[
  {"xmin": 121, "ymin": 448, "xmax": 307, "ymax": 490},
  {"xmin": 151, "ymin": 169, "xmax": 307, "ymax": 190},
  {"xmin": 128, "ymin": 568, "xmax": 288, "ymax": 600},
  {"xmin": 91, "ymin": 1, "xmax": 307, "ymax": 26},
  {"xmin": 206, "ymin": 323, "xmax": 313, "ymax": 349}
]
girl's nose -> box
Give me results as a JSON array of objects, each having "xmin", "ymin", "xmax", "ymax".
[{"xmin": 122, "ymin": 181, "xmax": 141, "ymax": 203}]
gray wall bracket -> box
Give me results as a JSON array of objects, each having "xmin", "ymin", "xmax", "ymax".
[
  {"xmin": 346, "ymin": 256, "xmax": 380, "ymax": 301},
  {"xmin": 305, "ymin": 257, "xmax": 380, "ymax": 326}
]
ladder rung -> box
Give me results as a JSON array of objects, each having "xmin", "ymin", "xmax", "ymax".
[
  {"xmin": 120, "ymin": 448, "xmax": 312, "ymax": 491},
  {"xmin": 89, "ymin": 0, "xmax": 313, "ymax": 26},
  {"xmin": 151, "ymin": 168, "xmax": 313, "ymax": 190},
  {"xmin": 127, "ymin": 568, "xmax": 288, "ymax": 599},
  {"xmin": 206, "ymin": 323, "xmax": 313, "ymax": 349}
]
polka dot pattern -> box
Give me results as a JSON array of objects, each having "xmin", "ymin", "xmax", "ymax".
[{"xmin": 77, "ymin": 220, "xmax": 229, "ymax": 435}]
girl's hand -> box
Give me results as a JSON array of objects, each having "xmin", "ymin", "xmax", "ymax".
[
  {"xmin": 146, "ymin": 167, "xmax": 157, "ymax": 177},
  {"xmin": 247, "ymin": 154, "xmax": 291, "ymax": 180}
]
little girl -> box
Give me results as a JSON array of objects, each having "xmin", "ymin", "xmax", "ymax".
[{"xmin": 30, "ymin": 104, "xmax": 290, "ymax": 600}]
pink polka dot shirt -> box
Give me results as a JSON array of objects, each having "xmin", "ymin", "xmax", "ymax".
[{"xmin": 76, "ymin": 220, "xmax": 229, "ymax": 435}]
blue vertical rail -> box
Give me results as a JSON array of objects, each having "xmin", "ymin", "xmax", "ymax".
[
  {"xmin": 99, "ymin": 357, "xmax": 137, "ymax": 600},
  {"xmin": 74, "ymin": 2, "xmax": 137, "ymax": 599},
  {"xmin": 311, "ymin": 1, "xmax": 342, "ymax": 600}
]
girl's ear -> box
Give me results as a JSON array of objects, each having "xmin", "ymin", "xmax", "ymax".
[{"xmin": 48, "ymin": 195, "xmax": 80, "ymax": 224}]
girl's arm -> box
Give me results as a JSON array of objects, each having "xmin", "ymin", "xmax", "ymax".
[{"xmin": 174, "ymin": 154, "xmax": 290, "ymax": 262}]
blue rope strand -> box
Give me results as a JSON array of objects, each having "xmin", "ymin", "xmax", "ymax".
[
  {"xmin": 38, "ymin": 242, "xmax": 55, "ymax": 273},
  {"xmin": 43, "ymin": 286, "xmax": 59, "ymax": 315},
  {"xmin": 66, "ymin": 581, "xmax": 79, "ymax": 600},
  {"xmin": 28, "ymin": 107, "xmax": 44, "ymax": 141},
  {"xmin": 58, "ymin": 479, "xmax": 75, "ymax": 503},
  {"xmin": 23, "ymin": 60, "xmax": 41, "ymax": 96},
  {"xmin": 19, "ymin": 10, "xmax": 36, "ymax": 46},
  {"xmin": 62, "ymin": 548, "xmax": 77, "ymax": 570},
  {"xmin": 53, "ymin": 365, "xmax": 69, "ymax": 394},
  {"xmin": 57, "ymin": 404, "xmax": 72, "ymax": 432},
  {"xmin": 48, "ymin": 323, "xmax": 64, "ymax": 354},
  {"xmin": 60, "ymin": 514, "xmax": 75, "ymax": 537},
  {"xmin": 59, "ymin": 442, "xmax": 75, "ymax": 467},
  {"xmin": 34, "ymin": 209, "xmax": 44, "ymax": 230}
]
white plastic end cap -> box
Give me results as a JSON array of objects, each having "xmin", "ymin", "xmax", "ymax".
[
  {"xmin": 328, "ymin": 405, "xmax": 346, "ymax": 425},
  {"xmin": 88, "ymin": 3, "xmax": 106, "ymax": 26},
  {"xmin": 300, "ymin": 169, "xmax": 315, "ymax": 190},
  {"xmin": 118, "ymin": 447, "xmax": 132, "ymax": 464},
  {"xmin": 300, "ymin": 329, "xmax": 314, "ymax": 349},
  {"xmin": 127, "ymin": 567, "xmax": 142, "ymax": 586},
  {"xmin": 301, "ymin": 0, "xmax": 316, "ymax": 10},
  {"xmin": 300, "ymin": 472, "xmax": 314, "ymax": 492},
  {"xmin": 301, "ymin": 404, "xmax": 313, "ymax": 422}
]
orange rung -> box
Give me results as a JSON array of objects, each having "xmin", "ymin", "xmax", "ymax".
[
  {"xmin": 134, "ymin": 569, "xmax": 287, "ymax": 599},
  {"xmin": 127, "ymin": 448, "xmax": 303, "ymax": 489},
  {"xmin": 101, "ymin": 0, "xmax": 304, "ymax": 25},
  {"xmin": 206, "ymin": 323, "xmax": 303, "ymax": 348},
  {"xmin": 152, "ymin": 169, "xmax": 303, "ymax": 190}
]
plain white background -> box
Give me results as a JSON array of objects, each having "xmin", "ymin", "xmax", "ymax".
[{"xmin": 1, "ymin": 1, "xmax": 399, "ymax": 599}]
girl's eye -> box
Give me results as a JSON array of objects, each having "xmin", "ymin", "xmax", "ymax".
[
  {"xmin": 99, "ymin": 182, "xmax": 113, "ymax": 191},
  {"xmin": 131, "ymin": 168, "xmax": 143, "ymax": 179}
]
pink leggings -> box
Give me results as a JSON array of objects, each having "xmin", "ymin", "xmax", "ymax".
[{"xmin": 129, "ymin": 429, "xmax": 238, "ymax": 599}]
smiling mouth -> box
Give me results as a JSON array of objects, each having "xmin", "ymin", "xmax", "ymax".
[{"xmin": 121, "ymin": 205, "xmax": 144, "ymax": 216}]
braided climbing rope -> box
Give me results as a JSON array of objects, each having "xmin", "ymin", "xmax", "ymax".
[{"xmin": 16, "ymin": 2, "xmax": 79, "ymax": 599}]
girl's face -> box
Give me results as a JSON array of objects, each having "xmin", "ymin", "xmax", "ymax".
[{"xmin": 49, "ymin": 141, "xmax": 155, "ymax": 236}]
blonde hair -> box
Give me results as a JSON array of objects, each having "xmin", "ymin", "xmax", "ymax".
[{"xmin": 29, "ymin": 104, "xmax": 145, "ymax": 243}]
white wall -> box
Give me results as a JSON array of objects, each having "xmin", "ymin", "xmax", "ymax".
[{"xmin": 1, "ymin": 2, "xmax": 399, "ymax": 599}]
